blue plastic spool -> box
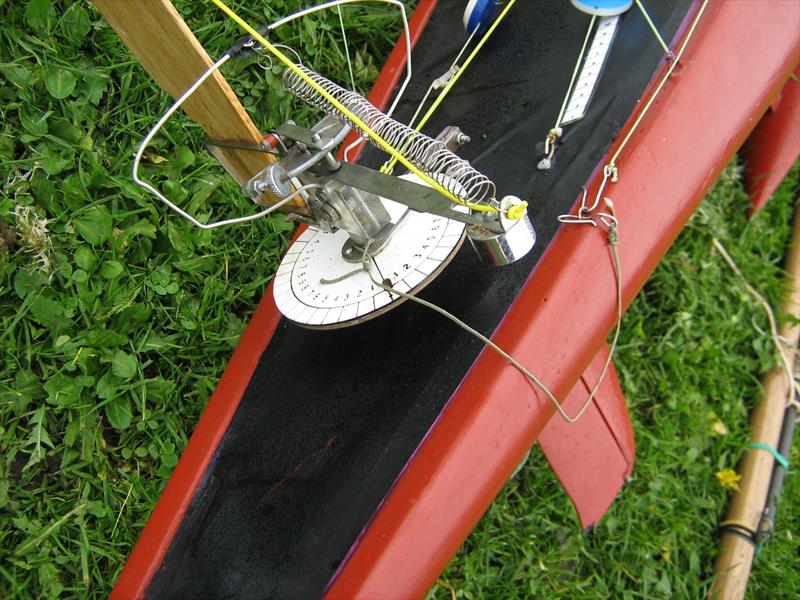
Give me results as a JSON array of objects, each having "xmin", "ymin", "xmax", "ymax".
[
  {"xmin": 463, "ymin": 0, "xmax": 499, "ymax": 36},
  {"xmin": 571, "ymin": 0, "xmax": 633, "ymax": 17}
]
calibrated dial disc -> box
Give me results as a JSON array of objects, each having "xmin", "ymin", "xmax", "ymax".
[{"xmin": 273, "ymin": 175, "xmax": 466, "ymax": 329}]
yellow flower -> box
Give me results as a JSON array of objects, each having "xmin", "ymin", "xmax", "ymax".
[{"xmin": 715, "ymin": 468, "xmax": 741, "ymax": 491}]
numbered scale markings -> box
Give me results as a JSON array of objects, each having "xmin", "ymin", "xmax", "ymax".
[
  {"xmin": 274, "ymin": 177, "xmax": 467, "ymax": 329},
  {"xmin": 561, "ymin": 15, "xmax": 621, "ymax": 125}
]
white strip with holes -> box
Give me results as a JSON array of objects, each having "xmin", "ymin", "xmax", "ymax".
[{"xmin": 562, "ymin": 15, "xmax": 620, "ymax": 125}]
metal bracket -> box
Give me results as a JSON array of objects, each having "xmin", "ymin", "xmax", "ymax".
[
  {"xmin": 204, "ymin": 138, "xmax": 277, "ymax": 154},
  {"xmin": 274, "ymin": 122, "xmax": 336, "ymax": 150},
  {"xmin": 305, "ymin": 161, "xmax": 504, "ymax": 233}
]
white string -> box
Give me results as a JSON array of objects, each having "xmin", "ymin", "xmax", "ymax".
[
  {"xmin": 355, "ymin": 227, "xmax": 623, "ymax": 424},
  {"xmin": 268, "ymin": 0, "xmax": 413, "ymax": 118},
  {"xmin": 132, "ymin": 54, "xmax": 325, "ymax": 228},
  {"xmin": 712, "ymin": 238, "xmax": 800, "ymax": 407},
  {"xmin": 634, "ymin": 0, "xmax": 673, "ymax": 58},
  {"xmin": 337, "ymin": 5, "xmax": 357, "ymax": 92}
]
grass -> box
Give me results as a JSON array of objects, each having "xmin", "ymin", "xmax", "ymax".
[
  {"xmin": 0, "ymin": 1, "xmax": 797, "ymax": 598},
  {"xmin": 1, "ymin": 2, "xmax": 399, "ymax": 597}
]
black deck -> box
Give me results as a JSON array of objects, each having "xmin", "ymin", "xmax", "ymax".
[{"xmin": 147, "ymin": 2, "xmax": 692, "ymax": 598}]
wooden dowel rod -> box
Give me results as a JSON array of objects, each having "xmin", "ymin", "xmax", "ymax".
[
  {"xmin": 709, "ymin": 203, "xmax": 800, "ymax": 599},
  {"xmin": 94, "ymin": 0, "xmax": 303, "ymax": 209}
]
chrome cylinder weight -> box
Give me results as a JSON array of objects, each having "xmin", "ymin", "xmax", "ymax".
[{"xmin": 467, "ymin": 196, "xmax": 536, "ymax": 266}]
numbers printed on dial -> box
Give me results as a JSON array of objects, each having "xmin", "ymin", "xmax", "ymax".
[{"xmin": 279, "ymin": 206, "xmax": 464, "ymax": 325}]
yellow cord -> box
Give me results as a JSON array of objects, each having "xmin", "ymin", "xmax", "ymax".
[
  {"xmin": 383, "ymin": 0, "xmax": 517, "ymax": 174},
  {"xmin": 210, "ymin": 0, "xmax": 500, "ymax": 215},
  {"xmin": 719, "ymin": 519, "xmax": 757, "ymax": 533}
]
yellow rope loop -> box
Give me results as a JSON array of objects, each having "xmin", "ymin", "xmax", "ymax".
[{"xmin": 506, "ymin": 200, "xmax": 528, "ymax": 221}]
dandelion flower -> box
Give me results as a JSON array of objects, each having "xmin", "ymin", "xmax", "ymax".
[{"xmin": 715, "ymin": 468, "xmax": 741, "ymax": 491}]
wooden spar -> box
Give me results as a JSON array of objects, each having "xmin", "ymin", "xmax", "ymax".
[
  {"xmin": 709, "ymin": 205, "xmax": 800, "ymax": 599},
  {"xmin": 93, "ymin": 0, "xmax": 305, "ymax": 210}
]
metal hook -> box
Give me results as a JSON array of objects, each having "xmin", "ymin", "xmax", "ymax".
[{"xmin": 255, "ymin": 47, "xmax": 274, "ymax": 71}]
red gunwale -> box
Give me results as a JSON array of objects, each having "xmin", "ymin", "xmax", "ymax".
[
  {"xmin": 109, "ymin": 2, "xmax": 438, "ymax": 598},
  {"xmin": 324, "ymin": 1, "xmax": 800, "ymax": 598}
]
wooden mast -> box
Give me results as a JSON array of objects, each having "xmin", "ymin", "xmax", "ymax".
[{"xmin": 94, "ymin": 0, "xmax": 303, "ymax": 209}]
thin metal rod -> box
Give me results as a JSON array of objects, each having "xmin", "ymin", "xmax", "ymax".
[
  {"xmin": 554, "ymin": 14, "xmax": 596, "ymax": 130},
  {"xmin": 634, "ymin": 0, "xmax": 673, "ymax": 57},
  {"xmin": 337, "ymin": 5, "xmax": 357, "ymax": 92},
  {"xmin": 133, "ymin": 54, "xmax": 321, "ymax": 229}
]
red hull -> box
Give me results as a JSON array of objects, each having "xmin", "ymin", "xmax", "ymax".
[
  {"xmin": 744, "ymin": 64, "xmax": 800, "ymax": 215},
  {"xmin": 324, "ymin": 2, "xmax": 800, "ymax": 598},
  {"xmin": 111, "ymin": 1, "xmax": 800, "ymax": 598}
]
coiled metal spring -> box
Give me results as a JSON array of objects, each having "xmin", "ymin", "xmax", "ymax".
[{"xmin": 283, "ymin": 64, "xmax": 496, "ymax": 208}]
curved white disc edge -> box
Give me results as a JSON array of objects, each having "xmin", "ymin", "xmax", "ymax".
[{"xmin": 273, "ymin": 175, "xmax": 467, "ymax": 328}]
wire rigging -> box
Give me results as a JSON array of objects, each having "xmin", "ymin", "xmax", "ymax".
[
  {"xmin": 348, "ymin": 216, "xmax": 623, "ymax": 424},
  {"xmin": 135, "ymin": 0, "xmax": 711, "ymax": 425},
  {"xmin": 211, "ymin": 0, "xmax": 502, "ymax": 215},
  {"xmin": 133, "ymin": 0, "xmax": 418, "ymax": 227},
  {"xmin": 382, "ymin": 0, "xmax": 518, "ymax": 175},
  {"xmin": 132, "ymin": 55, "xmax": 323, "ymax": 229},
  {"xmin": 337, "ymin": 5, "xmax": 357, "ymax": 93}
]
